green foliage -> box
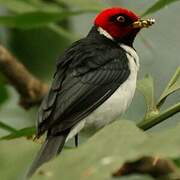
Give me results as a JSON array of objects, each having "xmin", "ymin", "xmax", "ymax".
[
  {"xmin": 0, "ymin": 75, "xmax": 8, "ymax": 105},
  {"xmin": 0, "ymin": 127, "xmax": 35, "ymax": 140},
  {"xmin": 142, "ymin": 0, "xmax": 180, "ymax": 16},
  {"xmin": 0, "ymin": 0, "xmax": 37, "ymax": 13},
  {"xmin": 157, "ymin": 66, "xmax": 180, "ymax": 108},
  {"xmin": 0, "ymin": 0, "xmax": 101, "ymax": 30},
  {"xmin": 49, "ymin": 24, "xmax": 78, "ymax": 40},
  {"xmin": 0, "ymin": 0, "xmax": 99, "ymax": 40},
  {"xmin": 137, "ymin": 75, "xmax": 156, "ymax": 115},
  {"xmin": 137, "ymin": 68, "xmax": 180, "ymax": 130},
  {"xmin": 0, "ymin": 0, "xmax": 77, "ymax": 39},
  {"xmin": 0, "ymin": 10, "xmax": 88, "ymax": 29},
  {"xmin": 0, "ymin": 0, "xmax": 102, "ymax": 13},
  {"xmin": 29, "ymin": 120, "xmax": 180, "ymax": 179},
  {"xmin": 55, "ymin": 0, "xmax": 107, "ymax": 10}
]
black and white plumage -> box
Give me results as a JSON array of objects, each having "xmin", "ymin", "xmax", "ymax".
[
  {"xmin": 67, "ymin": 29, "xmax": 139, "ymax": 140},
  {"xmin": 27, "ymin": 7, "xmax": 154, "ymax": 177}
]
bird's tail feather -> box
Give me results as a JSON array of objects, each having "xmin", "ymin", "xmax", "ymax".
[{"xmin": 27, "ymin": 132, "xmax": 68, "ymax": 178}]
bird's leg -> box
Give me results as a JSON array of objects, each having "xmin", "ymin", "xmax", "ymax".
[{"xmin": 75, "ymin": 134, "xmax": 79, "ymax": 147}]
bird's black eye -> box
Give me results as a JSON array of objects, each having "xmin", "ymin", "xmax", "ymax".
[{"xmin": 116, "ymin": 16, "xmax": 126, "ymax": 23}]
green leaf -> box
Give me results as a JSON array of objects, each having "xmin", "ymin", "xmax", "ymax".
[
  {"xmin": 0, "ymin": 1, "xmax": 80, "ymax": 39},
  {"xmin": 137, "ymin": 75, "xmax": 157, "ymax": 116},
  {"xmin": 0, "ymin": 121, "xmax": 17, "ymax": 133},
  {"xmin": 0, "ymin": 0, "xmax": 37, "ymax": 13},
  {"xmin": 142, "ymin": 0, "xmax": 180, "ymax": 16},
  {"xmin": 0, "ymin": 10, "xmax": 88, "ymax": 29},
  {"xmin": 48, "ymin": 24, "xmax": 78, "ymax": 41},
  {"xmin": 27, "ymin": 0, "xmax": 64, "ymax": 13},
  {"xmin": 30, "ymin": 120, "xmax": 180, "ymax": 180},
  {"xmin": 55, "ymin": 0, "xmax": 107, "ymax": 11},
  {"xmin": 0, "ymin": 0, "xmax": 64, "ymax": 13},
  {"xmin": 0, "ymin": 127, "xmax": 35, "ymax": 140},
  {"xmin": 0, "ymin": 74, "xmax": 8, "ymax": 105},
  {"xmin": 157, "ymin": 67, "xmax": 180, "ymax": 108},
  {"xmin": 139, "ymin": 122, "xmax": 180, "ymax": 158},
  {"xmin": 0, "ymin": 0, "xmax": 101, "ymax": 29}
]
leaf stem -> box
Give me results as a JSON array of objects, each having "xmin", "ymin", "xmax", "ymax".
[
  {"xmin": 137, "ymin": 102, "xmax": 180, "ymax": 130},
  {"xmin": 48, "ymin": 24, "xmax": 78, "ymax": 41},
  {"xmin": 0, "ymin": 121, "xmax": 17, "ymax": 133}
]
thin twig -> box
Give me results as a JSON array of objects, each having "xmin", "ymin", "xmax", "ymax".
[{"xmin": 0, "ymin": 45, "xmax": 48, "ymax": 109}]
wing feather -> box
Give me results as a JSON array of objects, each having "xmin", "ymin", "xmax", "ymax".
[{"xmin": 37, "ymin": 37, "xmax": 130, "ymax": 136}]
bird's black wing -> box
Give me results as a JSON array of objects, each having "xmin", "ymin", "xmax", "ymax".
[{"xmin": 37, "ymin": 38, "xmax": 130, "ymax": 137}]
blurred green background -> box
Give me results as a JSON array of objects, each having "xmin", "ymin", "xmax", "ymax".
[{"xmin": 0, "ymin": 0, "xmax": 179, "ymax": 179}]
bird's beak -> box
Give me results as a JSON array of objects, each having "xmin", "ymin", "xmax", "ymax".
[{"xmin": 132, "ymin": 18, "xmax": 155, "ymax": 29}]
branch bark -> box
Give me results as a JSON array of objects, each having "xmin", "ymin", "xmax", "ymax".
[{"xmin": 0, "ymin": 45, "xmax": 49, "ymax": 109}]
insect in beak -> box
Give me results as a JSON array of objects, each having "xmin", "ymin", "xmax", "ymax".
[{"xmin": 132, "ymin": 18, "xmax": 155, "ymax": 28}]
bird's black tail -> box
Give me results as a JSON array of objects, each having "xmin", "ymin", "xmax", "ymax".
[{"xmin": 27, "ymin": 132, "xmax": 69, "ymax": 178}]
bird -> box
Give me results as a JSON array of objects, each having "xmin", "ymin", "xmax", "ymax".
[{"xmin": 27, "ymin": 7, "xmax": 155, "ymax": 177}]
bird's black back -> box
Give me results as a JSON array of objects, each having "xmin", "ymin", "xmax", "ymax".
[{"xmin": 36, "ymin": 26, "xmax": 130, "ymax": 137}]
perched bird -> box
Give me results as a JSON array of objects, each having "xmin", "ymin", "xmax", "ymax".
[{"xmin": 27, "ymin": 7, "xmax": 155, "ymax": 177}]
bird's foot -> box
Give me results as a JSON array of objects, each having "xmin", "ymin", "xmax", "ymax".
[{"xmin": 26, "ymin": 135, "xmax": 44, "ymax": 144}]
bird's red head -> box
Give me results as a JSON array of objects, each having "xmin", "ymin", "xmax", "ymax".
[{"xmin": 94, "ymin": 7, "xmax": 154, "ymax": 41}]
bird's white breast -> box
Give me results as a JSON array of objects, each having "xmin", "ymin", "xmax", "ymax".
[{"xmin": 67, "ymin": 44, "xmax": 139, "ymax": 140}]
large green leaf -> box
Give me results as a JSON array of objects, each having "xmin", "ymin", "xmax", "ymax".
[
  {"xmin": 138, "ymin": 122, "xmax": 180, "ymax": 157},
  {"xmin": 0, "ymin": 127, "xmax": 35, "ymax": 140},
  {"xmin": 142, "ymin": 0, "xmax": 180, "ymax": 16},
  {"xmin": 0, "ymin": 138, "xmax": 155, "ymax": 180},
  {"xmin": 28, "ymin": 120, "xmax": 180, "ymax": 180},
  {"xmin": 0, "ymin": 0, "xmax": 99, "ymax": 30},
  {"xmin": 27, "ymin": 0, "xmax": 64, "ymax": 13},
  {"xmin": 0, "ymin": 0, "xmax": 102, "ymax": 14},
  {"xmin": 0, "ymin": 0, "xmax": 77, "ymax": 40},
  {"xmin": 137, "ymin": 75, "xmax": 157, "ymax": 118},
  {"xmin": 31, "ymin": 120, "xmax": 146, "ymax": 180},
  {"xmin": 157, "ymin": 67, "xmax": 180, "ymax": 108},
  {"xmin": 0, "ymin": 10, "xmax": 89, "ymax": 29},
  {"xmin": 0, "ymin": 0, "xmax": 65, "ymax": 13},
  {"xmin": 2, "ymin": 120, "xmax": 180, "ymax": 179}
]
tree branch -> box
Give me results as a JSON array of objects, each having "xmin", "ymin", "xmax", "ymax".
[
  {"xmin": 0, "ymin": 45, "xmax": 49, "ymax": 109},
  {"xmin": 137, "ymin": 102, "xmax": 180, "ymax": 130}
]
